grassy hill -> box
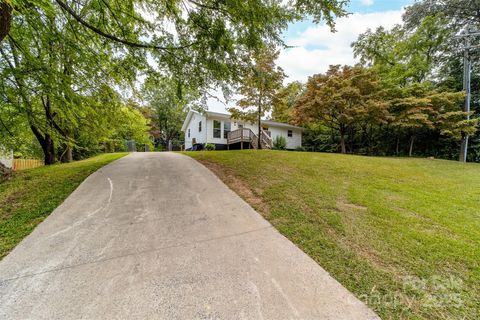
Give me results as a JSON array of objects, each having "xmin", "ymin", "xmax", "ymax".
[
  {"xmin": 0, "ymin": 153, "xmax": 126, "ymax": 260},
  {"xmin": 186, "ymin": 150, "xmax": 480, "ymax": 320}
]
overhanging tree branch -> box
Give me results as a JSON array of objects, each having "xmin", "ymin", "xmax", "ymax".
[{"xmin": 54, "ymin": 0, "xmax": 196, "ymax": 51}]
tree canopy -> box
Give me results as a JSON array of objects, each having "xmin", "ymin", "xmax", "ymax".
[
  {"xmin": 271, "ymin": 81, "xmax": 304, "ymax": 123},
  {"xmin": 294, "ymin": 65, "xmax": 389, "ymax": 154}
]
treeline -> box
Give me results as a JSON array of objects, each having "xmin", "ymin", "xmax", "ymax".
[
  {"xmin": 288, "ymin": 66, "xmax": 475, "ymax": 159},
  {"xmin": 272, "ymin": 0, "xmax": 480, "ymax": 161}
]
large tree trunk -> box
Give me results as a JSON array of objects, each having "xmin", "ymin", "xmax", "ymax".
[
  {"xmin": 31, "ymin": 125, "xmax": 55, "ymax": 165},
  {"xmin": 0, "ymin": 2, "xmax": 11, "ymax": 43},
  {"xmin": 44, "ymin": 135, "xmax": 55, "ymax": 164},
  {"xmin": 459, "ymin": 133, "xmax": 468, "ymax": 162},
  {"xmin": 29, "ymin": 96, "xmax": 57, "ymax": 165},
  {"xmin": 349, "ymin": 127, "xmax": 355, "ymax": 154},
  {"xmin": 59, "ymin": 130, "xmax": 73, "ymax": 162},
  {"xmin": 60, "ymin": 144, "xmax": 73, "ymax": 162},
  {"xmin": 409, "ymin": 135, "xmax": 415, "ymax": 157},
  {"xmin": 66, "ymin": 145, "xmax": 73, "ymax": 161},
  {"xmin": 340, "ymin": 132, "xmax": 347, "ymax": 154},
  {"xmin": 29, "ymin": 124, "xmax": 56, "ymax": 165}
]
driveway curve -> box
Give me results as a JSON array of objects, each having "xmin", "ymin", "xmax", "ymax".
[{"xmin": 0, "ymin": 152, "xmax": 379, "ymax": 319}]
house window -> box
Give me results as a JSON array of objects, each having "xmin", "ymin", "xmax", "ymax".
[
  {"xmin": 188, "ymin": 128, "xmax": 190, "ymax": 138},
  {"xmin": 224, "ymin": 122, "xmax": 231, "ymax": 139},
  {"xmin": 288, "ymin": 130, "xmax": 293, "ymax": 137},
  {"xmin": 199, "ymin": 121, "xmax": 202, "ymax": 132},
  {"xmin": 213, "ymin": 120, "xmax": 221, "ymax": 138}
]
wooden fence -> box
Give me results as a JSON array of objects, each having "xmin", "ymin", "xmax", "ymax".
[{"xmin": 12, "ymin": 159, "xmax": 44, "ymax": 171}]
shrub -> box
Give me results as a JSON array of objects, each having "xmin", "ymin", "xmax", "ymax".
[
  {"xmin": 295, "ymin": 146, "xmax": 306, "ymax": 152},
  {"xmin": 273, "ymin": 136, "xmax": 287, "ymax": 150},
  {"xmin": 204, "ymin": 143, "xmax": 216, "ymax": 151}
]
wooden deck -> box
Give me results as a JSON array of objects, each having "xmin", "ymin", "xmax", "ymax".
[{"xmin": 227, "ymin": 128, "xmax": 272, "ymax": 149}]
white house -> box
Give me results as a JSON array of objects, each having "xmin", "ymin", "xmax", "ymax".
[{"xmin": 181, "ymin": 110, "xmax": 303, "ymax": 150}]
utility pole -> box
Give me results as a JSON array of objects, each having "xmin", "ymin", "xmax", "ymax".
[
  {"xmin": 458, "ymin": 26, "xmax": 480, "ymax": 162},
  {"xmin": 459, "ymin": 28, "xmax": 472, "ymax": 162}
]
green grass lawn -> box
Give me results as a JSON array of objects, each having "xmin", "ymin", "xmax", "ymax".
[
  {"xmin": 185, "ymin": 150, "xmax": 480, "ymax": 320},
  {"xmin": 0, "ymin": 153, "xmax": 126, "ymax": 260}
]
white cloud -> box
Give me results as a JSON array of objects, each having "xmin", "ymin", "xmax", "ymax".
[
  {"xmin": 360, "ymin": 0, "xmax": 375, "ymax": 6},
  {"xmin": 278, "ymin": 10, "xmax": 403, "ymax": 83}
]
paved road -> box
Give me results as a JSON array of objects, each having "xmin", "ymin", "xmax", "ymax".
[{"xmin": 0, "ymin": 153, "xmax": 379, "ymax": 319}]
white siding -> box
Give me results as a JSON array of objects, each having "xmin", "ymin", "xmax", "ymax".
[
  {"xmin": 205, "ymin": 116, "xmax": 239, "ymax": 145},
  {"xmin": 184, "ymin": 113, "xmax": 207, "ymax": 149},
  {"xmin": 242, "ymin": 122, "xmax": 259, "ymax": 135},
  {"xmin": 268, "ymin": 127, "xmax": 302, "ymax": 149}
]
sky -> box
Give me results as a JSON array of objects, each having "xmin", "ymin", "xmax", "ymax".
[{"xmin": 208, "ymin": 0, "xmax": 415, "ymax": 113}]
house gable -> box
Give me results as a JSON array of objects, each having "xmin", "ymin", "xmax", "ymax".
[{"xmin": 182, "ymin": 110, "xmax": 207, "ymax": 149}]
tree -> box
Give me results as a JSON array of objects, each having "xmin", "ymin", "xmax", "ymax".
[
  {"xmin": 352, "ymin": 14, "xmax": 451, "ymax": 85},
  {"xmin": 403, "ymin": 0, "xmax": 480, "ymax": 31},
  {"xmin": 228, "ymin": 46, "xmax": 285, "ymax": 149},
  {"xmin": 271, "ymin": 81, "xmax": 304, "ymax": 123},
  {"xmin": 142, "ymin": 76, "xmax": 199, "ymax": 150},
  {"xmin": 432, "ymin": 91, "xmax": 478, "ymax": 144},
  {"xmin": 294, "ymin": 65, "xmax": 389, "ymax": 154},
  {"xmin": 0, "ymin": 2, "xmax": 139, "ymax": 164},
  {"xmin": 388, "ymin": 84, "xmax": 477, "ymax": 156},
  {"xmin": 71, "ymin": 90, "xmax": 151, "ymax": 157},
  {"xmin": 112, "ymin": 105, "xmax": 152, "ymax": 149},
  {"xmin": 389, "ymin": 93, "xmax": 436, "ymax": 157}
]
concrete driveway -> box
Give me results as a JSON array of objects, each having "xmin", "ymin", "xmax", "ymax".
[{"xmin": 0, "ymin": 152, "xmax": 379, "ymax": 319}]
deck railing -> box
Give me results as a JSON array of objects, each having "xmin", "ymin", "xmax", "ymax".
[
  {"xmin": 260, "ymin": 129, "xmax": 272, "ymax": 149},
  {"xmin": 227, "ymin": 128, "xmax": 272, "ymax": 149},
  {"xmin": 227, "ymin": 128, "xmax": 255, "ymax": 144}
]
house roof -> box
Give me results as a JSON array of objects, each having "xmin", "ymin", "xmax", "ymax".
[
  {"xmin": 205, "ymin": 111, "xmax": 304, "ymax": 130},
  {"xmin": 181, "ymin": 109, "xmax": 304, "ymax": 131},
  {"xmin": 204, "ymin": 111, "xmax": 231, "ymax": 119},
  {"xmin": 181, "ymin": 110, "xmax": 200, "ymax": 132},
  {"xmin": 261, "ymin": 120, "xmax": 304, "ymax": 130}
]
